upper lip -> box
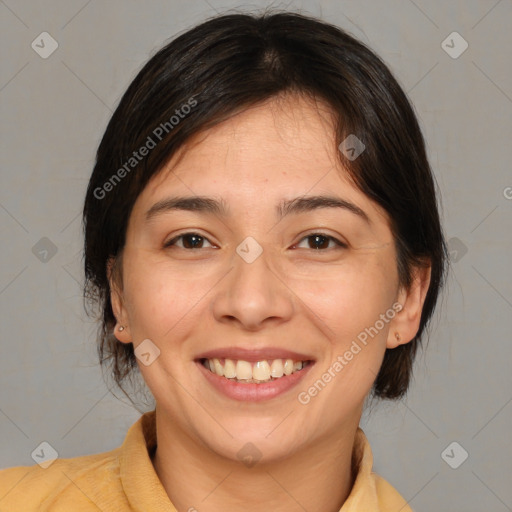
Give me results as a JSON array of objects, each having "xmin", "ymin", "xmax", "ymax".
[{"xmin": 195, "ymin": 347, "xmax": 315, "ymax": 362}]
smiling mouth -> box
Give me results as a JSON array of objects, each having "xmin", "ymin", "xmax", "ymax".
[{"xmin": 199, "ymin": 357, "xmax": 313, "ymax": 384}]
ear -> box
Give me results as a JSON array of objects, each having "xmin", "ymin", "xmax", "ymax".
[
  {"xmin": 387, "ymin": 263, "xmax": 431, "ymax": 349},
  {"xmin": 107, "ymin": 256, "xmax": 132, "ymax": 344}
]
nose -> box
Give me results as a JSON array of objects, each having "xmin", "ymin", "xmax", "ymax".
[{"xmin": 211, "ymin": 240, "xmax": 294, "ymax": 331}]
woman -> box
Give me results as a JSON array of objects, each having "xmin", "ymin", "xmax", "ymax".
[{"xmin": 0, "ymin": 10, "xmax": 447, "ymax": 511}]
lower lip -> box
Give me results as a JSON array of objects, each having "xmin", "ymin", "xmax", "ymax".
[{"xmin": 196, "ymin": 360, "xmax": 314, "ymax": 402}]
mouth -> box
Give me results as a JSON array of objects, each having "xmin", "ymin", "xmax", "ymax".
[
  {"xmin": 198, "ymin": 357, "xmax": 314, "ymax": 384},
  {"xmin": 194, "ymin": 348, "xmax": 316, "ymax": 402}
]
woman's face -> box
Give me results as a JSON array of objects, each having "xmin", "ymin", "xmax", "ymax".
[{"xmin": 112, "ymin": 95, "xmax": 421, "ymax": 463}]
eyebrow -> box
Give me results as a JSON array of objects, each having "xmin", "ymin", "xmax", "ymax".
[{"xmin": 145, "ymin": 195, "xmax": 371, "ymax": 224}]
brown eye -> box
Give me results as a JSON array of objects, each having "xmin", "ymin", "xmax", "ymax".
[
  {"xmin": 164, "ymin": 232, "xmax": 214, "ymax": 249},
  {"xmin": 295, "ymin": 233, "xmax": 346, "ymax": 250}
]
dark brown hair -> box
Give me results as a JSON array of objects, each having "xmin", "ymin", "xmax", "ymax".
[{"xmin": 83, "ymin": 10, "xmax": 448, "ymax": 402}]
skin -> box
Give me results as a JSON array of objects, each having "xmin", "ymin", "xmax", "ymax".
[{"xmin": 110, "ymin": 93, "xmax": 431, "ymax": 512}]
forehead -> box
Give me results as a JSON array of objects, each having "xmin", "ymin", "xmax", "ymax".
[
  {"xmin": 171, "ymin": 96, "xmax": 333, "ymax": 166},
  {"xmin": 134, "ymin": 95, "xmax": 388, "ymax": 226}
]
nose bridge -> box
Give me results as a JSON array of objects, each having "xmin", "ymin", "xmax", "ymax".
[
  {"xmin": 212, "ymin": 235, "xmax": 293, "ymax": 328},
  {"xmin": 231, "ymin": 235, "xmax": 278, "ymax": 304}
]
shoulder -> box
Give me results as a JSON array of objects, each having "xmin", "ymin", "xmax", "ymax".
[
  {"xmin": 0, "ymin": 447, "xmax": 128, "ymax": 511},
  {"xmin": 373, "ymin": 472, "xmax": 414, "ymax": 512}
]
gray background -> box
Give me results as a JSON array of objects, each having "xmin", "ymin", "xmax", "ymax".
[{"xmin": 1, "ymin": 1, "xmax": 511, "ymax": 511}]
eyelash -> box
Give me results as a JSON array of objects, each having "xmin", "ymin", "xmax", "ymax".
[{"xmin": 163, "ymin": 232, "xmax": 347, "ymax": 251}]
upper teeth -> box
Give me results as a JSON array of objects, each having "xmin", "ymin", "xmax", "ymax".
[{"xmin": 203, "ymin": 358, "xmax": 307, "ymax": 382}]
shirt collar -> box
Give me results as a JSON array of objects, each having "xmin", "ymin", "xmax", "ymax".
[
  {"xmin": 120, "ymin": 410, "xmax": 386, "ymax": 511},
  {"xmin": 340, "ymin": 426, "xmax": 380, "ymax": 510},
  {"xmin": 120, "ymin": 410, "xmax": 175, "ymax": 511}
]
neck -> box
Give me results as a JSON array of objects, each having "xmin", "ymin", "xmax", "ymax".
[{"xmin": 152, "ymin": 408, "xmax": 360, "ymax": 512}]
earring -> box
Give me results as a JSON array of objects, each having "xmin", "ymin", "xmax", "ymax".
[
  {"xmin": 395, "ymin": 332, "xmax": 401, "ymax": 342},
  {"xmin": 118, "ymin": 325, "xmax": 125, "ymax": 332}
]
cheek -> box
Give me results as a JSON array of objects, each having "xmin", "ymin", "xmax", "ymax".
[
  {"xmin": 295, "ymin": 254, "xmax": 397, "ymax": 348},
  {"xmin": 122, "ymin": 254, "xmax": 209, "ymax": 340},
  {"xmin": 294, "ymin": 260, "xmax": 396, "ymax": 412}
]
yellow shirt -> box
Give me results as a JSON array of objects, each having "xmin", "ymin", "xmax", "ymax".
[{"xmin": 0, "ymin": 410, "xmax": 413, "ymax": 511}]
